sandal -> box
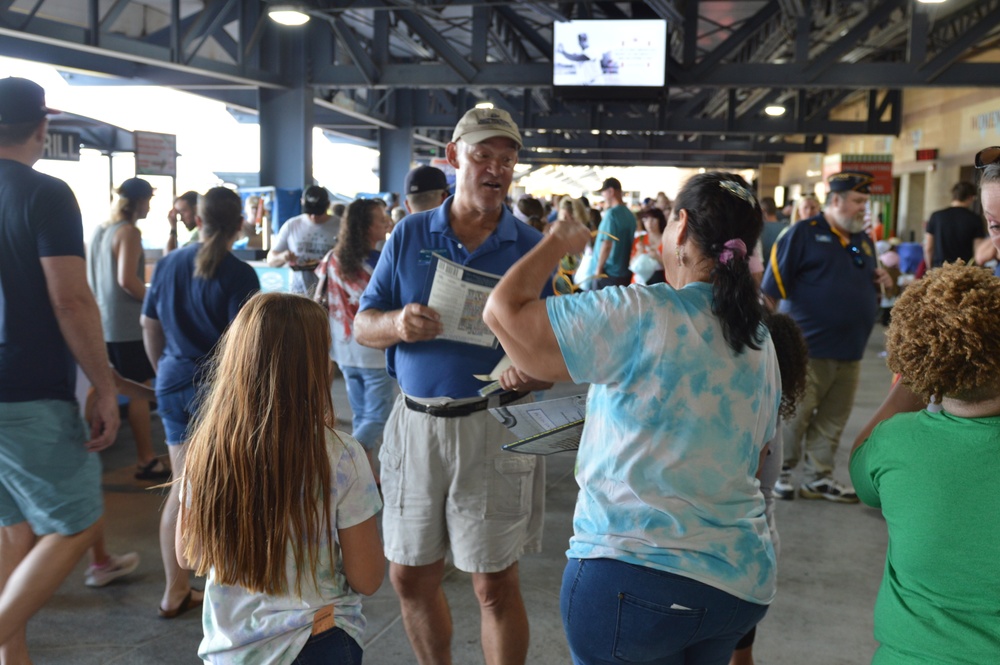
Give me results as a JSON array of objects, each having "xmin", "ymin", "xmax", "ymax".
[
  {"xmin": 159, "ymin": 589, "xmax": 203, "ymax": 619},
  {"xmin": 135, "ymin": 458, "xmax": 172, "ymax": 481}
]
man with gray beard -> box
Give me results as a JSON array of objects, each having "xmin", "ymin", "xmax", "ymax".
[{"xmin": 763, "ymin": 171, "xmax": 893, "ymax": 504}]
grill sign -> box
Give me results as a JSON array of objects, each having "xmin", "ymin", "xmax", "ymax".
[{"xmin": 43, "ymin": 130, "xmax": 81, "ymax": 162}]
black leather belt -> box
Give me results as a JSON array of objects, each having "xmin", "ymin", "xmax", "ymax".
[{"xmin": 404, "ymin": 391, "xmax": 526, "ymax": 418}]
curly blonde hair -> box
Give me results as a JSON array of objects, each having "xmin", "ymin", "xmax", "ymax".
[{"xmin": 886, "ymin": 263, "xmax": 1000, "ymax": 403}]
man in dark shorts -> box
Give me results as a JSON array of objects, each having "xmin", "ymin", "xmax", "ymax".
[{"xmin": 0, "ymin": 77, "xmax": 120, "ymax": 660}]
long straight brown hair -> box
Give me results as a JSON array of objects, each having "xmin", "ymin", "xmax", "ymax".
[{"xmin": 181, "ymin": 292, "xmax": 336, "ymax": 596}]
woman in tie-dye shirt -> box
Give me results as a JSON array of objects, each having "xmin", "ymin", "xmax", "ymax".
[{"xmin": 485, "ymin": 172, "xmax": 781, "ymax": 665}]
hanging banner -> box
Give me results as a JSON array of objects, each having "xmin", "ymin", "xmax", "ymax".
[
  {"xmin": 134, "ymin": 130, "xmax": 177, "ymax": 177},
  {"xmin": 43, "ymin": 130, "xmax": 80, "ymax": 161},
  {"xmin": 822, "ymin": 153, "xmax": 893, "ymax": 195}
]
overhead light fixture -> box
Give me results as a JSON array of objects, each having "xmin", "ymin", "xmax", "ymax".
[
  {"xmin": 765, "ymin": 105, "xmax": 786, "ymax": 116},
  {"xmin": 268, "ymin": 4, "xmax": 311, "ymax": 26},
  {"xmin": 475, "ymin": 102, "xmax": 494, "ymax": 109},
  {"xmin": 916, "ymin": 0, "xmax": 946, "ymax": 3}
]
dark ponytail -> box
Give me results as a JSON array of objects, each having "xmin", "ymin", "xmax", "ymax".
[
  {"xmin": 674, "ymin": 172, "xmax": 766, "ymax": 354},
  {"xmin": 195, "ymin": 187, "xmax": 243, "ymax": 279}
]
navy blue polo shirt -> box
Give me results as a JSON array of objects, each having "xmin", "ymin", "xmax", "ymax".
[
  {"xmin": 359, "ymin": 196, "xmax": 546, "ymax": 399},
  {"xmin": 761, "ymin": 213, "xmax": 879, "ymax": 361}
]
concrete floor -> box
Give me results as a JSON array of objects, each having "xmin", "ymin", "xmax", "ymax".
[{"xmin": 25, "ymin": 328, "xmax": 895, "ymax": 664}]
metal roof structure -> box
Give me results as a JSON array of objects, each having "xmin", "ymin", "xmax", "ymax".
[{"xmin": 3, "ymin": 0, "xmax": 1000, "ymax": 169}]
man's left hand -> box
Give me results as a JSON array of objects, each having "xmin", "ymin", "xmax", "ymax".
[{"xmin": 498, "ymin": 366, "xmax": 554, "ymax": 393}]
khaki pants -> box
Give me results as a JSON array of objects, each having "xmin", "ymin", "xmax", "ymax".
[{"xmin": 782, "ymin": 358, "xmax": 861, "ymax": 479}]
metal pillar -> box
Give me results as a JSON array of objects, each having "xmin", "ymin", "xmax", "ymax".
[
  {"xmin": 259, "ymin": 28, "xmax": 313, "ymax": 189},
  {"xmin": 378, "ymin": 89, "xmax": 414, "ymax": 196}
]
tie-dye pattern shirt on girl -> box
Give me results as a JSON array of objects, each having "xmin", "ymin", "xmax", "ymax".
[
  {"xmin": 547, "ymin": 282, "xmax": 780, "ymax": 604},
  {"xmin": 198, "ymin": 430, "xmax": 382, "ymax": 664}
]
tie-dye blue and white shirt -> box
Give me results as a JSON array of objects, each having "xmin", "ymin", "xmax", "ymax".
[
  {"xmin": 547, "ymin": 282, "xmax": 780, "ymax": 604},
  {"xmin": 198, "ymin": 430, "xmax": 382, "ymax": 664}
]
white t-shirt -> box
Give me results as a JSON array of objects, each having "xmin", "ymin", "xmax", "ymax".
[
  {"xmin": 198, "ymin": 431, "xmax": 382, "ymax": 664},
  {"xmin": 271, "ymin": 214, "xmax": 340, "ymax": 295}
]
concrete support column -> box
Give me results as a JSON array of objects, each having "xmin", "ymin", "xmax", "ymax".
[
  {"xmin": 259, "ymin": 29, "xmax": 312, "ymax": 189},
  {"xmin": 378, "ymin": 89, "xmax": 414, "ymax": 196}
]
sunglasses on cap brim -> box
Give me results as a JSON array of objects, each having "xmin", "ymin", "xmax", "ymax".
[{"xmin": 974, "ymin": 146, "xmax": 1000, "ymax": 169}]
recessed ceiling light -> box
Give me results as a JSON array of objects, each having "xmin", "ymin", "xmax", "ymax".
[
  {"xmin": 268, "ymin": 5, "xmax": 310, "ymax": 26},
  {"xmin": 765, "ymin": 105, "xmax": 786, "ymax": 116}
]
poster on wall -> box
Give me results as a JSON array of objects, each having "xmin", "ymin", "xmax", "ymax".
[
  {"xmin": 134, "ymin": 130, "xmax": 177, "ymax": 177},
  {"xmin": 822, "ymin": 153, "xmax": 893, "ymax": 195}
]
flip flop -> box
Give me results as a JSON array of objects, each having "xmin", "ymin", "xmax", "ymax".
[{"xmin": 158, "ymin": 590, "xmax": 203, "ymax": 619}]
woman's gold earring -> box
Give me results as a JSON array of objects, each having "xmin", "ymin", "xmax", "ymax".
[{"xmin": 675, "ymin": 245, "xmax": 685, "ymax": 266}]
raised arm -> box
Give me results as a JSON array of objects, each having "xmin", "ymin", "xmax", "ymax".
[
  {"xmin": 483, "ymin": 220, "xmax": 591, "ymax": 383},
  {"xmin": 40, "ymin": 255, "xmax": 120, "ymax": 451}
]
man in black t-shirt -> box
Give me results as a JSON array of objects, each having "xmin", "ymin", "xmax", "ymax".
[
  {"xmin": 923, "ymin": 181, "xmax": 986, "ymax": 268},
  {"xmin": 0, "ymin": 78, "xmax": 120, "ymax": 658}
]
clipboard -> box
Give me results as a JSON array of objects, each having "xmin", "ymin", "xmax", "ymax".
[{"xmin": 502, "ymin": 419, "xmax": 584, "ymax": 456}]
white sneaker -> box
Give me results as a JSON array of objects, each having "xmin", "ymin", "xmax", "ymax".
[
  {"xmin": 774, "ymin": 467, "xmax": 795, "ymax": 500},
  {"xmin": 85, "ymin": 552, "xmax": 140, "ymax": 587}
]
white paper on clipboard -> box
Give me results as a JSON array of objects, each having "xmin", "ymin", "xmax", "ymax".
[{"xmin": 490, "ymin": 394, "xmax": 587, "ymax": 455}]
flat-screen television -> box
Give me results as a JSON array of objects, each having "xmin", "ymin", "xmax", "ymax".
[{"xmin": 552, "ymin": 19, "xmax": 667, "ymax": 99}]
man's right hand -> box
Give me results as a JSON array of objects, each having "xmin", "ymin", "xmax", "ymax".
[
  {"xmin": 394, "ymin": 303, "xmax": 444, "ymax": 343},
  {"xmin": 86, "ymin": 390, "xmax": 120, "ymax": 452}
]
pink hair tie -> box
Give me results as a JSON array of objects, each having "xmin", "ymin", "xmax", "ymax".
[{"xmin": 719, "ymin": 239, "xmax": 747, "ymax": 265}]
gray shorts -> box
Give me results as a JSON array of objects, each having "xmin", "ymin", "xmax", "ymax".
[
  {"xmin": 0, "ymin": 399, "xmax": 103, "ymax": 535},
  {"xmin": 379, "ymin": 394, "xmax": 544, "ymax": 573}
]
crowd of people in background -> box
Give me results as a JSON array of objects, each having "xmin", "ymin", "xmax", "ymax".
[{"xmin": 3, "ymin": 76, "xmax": 1000, "ymax": 665}]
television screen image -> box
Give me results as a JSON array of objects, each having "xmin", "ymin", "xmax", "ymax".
[{"xmin": 552, "ymin": 19, "xmax": 667, "ymax": 88}]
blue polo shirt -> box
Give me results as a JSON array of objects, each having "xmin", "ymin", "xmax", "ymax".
[
  {"xmin": 761, "ymin": 213, "xmax": 879, "ymax": 361},
  {"xmin": 359, "ymin": 197, "xmax": 545, "ymax": 399}
]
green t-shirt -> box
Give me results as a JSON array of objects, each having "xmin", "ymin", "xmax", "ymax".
[
  {"xmin": 597, "ymin": 204, "xmax": 637, "ymax": 278},
  {"xmin": 849, "ymin": 410, "xmax": 1000, "ymax": 664}
]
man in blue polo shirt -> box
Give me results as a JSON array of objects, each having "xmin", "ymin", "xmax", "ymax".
[
  {"xmin": 355, "ymin": 107, "xmax": 550, "ymax": 665},
  {"xmin": 763, "ymin": 171, "xmax": 892, "ymax": 504}
]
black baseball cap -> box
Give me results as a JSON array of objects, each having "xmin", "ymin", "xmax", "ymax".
[
  {"xmin": 117, "ymin": 178, "xmax": 154, "ymax": 200},
  {"xmin": 596, "ymin": 177, "xmax": 622, "ymax": 194},
  {"xmin": 0, "ymin": 77, "xmax": 59, "ymax": 125},
  {"xmin": 302, "ymin": 185, "xmax": 331, "ymax": 214},
  {"xmin": 404, "ymin": 165, "xmax": 449, "ymax": 195}
]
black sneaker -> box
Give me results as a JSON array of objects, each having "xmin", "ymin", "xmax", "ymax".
[
  {"xmin": 135, "ymin": 458, "xmax": 172, "ymax": 481},
  {"xmin": 774, "ymin": 468, "xmax": 795, "ymax": 501},
  {"xmin": 799, "ymin": 476, "xmax": 858, "ymax": 503}
]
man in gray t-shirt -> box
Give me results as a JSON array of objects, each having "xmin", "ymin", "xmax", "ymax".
[{"xmin": 266, "ymin": 185, "xmax": 340, "ymax": 295}]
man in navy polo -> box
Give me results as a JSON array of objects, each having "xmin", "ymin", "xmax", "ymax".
[
  {"xmin": 355, "ymin": 107, "xmax": 550, "ymax": 665},
  {"xmin": 763, "ymin": 171, "xmax": 892, "ymax": 504}
]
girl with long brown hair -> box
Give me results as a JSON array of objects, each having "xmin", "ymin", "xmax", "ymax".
[{"xmin": 177, "ymin": 293, "xmax": 384, "ymax": 663}]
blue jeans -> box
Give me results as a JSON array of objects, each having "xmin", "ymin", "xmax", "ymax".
[
  {"xmin": 157, "ymin": 385, "xmax": 199, "ymax": 445},
  {"xmin": 342, "ymin": 366, "xmax": 395, "ymax": 450},
  {"xmin": 560, "ymin": 558, "xmax": 768, "ymax": 665},
  {"xmin": 293, "ymin": 627, "xmax": 362, "ymax": 664}
]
